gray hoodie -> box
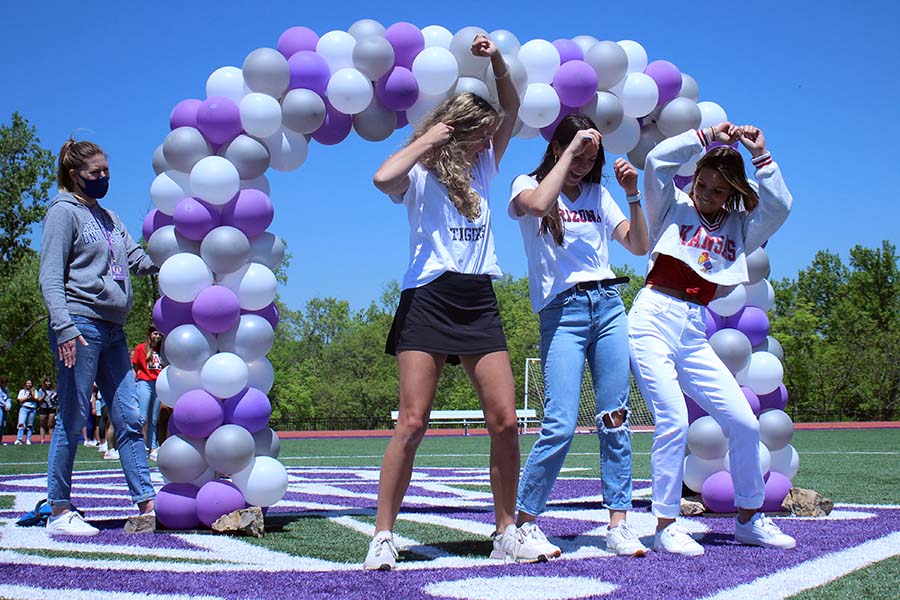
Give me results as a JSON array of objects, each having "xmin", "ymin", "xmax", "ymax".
[{"xmin": 39, "ymin": 192, "xmax": 157, "ymax": 345}]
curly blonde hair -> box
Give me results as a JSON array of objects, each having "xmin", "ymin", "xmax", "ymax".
[{"xmin": 410, "ymin": 93, "xmax": 501, "ymax": 222}]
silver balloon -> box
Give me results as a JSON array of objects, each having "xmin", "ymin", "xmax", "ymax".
[
  {"xmin": 243, "ymin": 47, "xmax": 290, "ymax": 98},
  {"xmin": 348, "ymin": 18, "xmax": 385, "ymax": 40},
  {"xmin": 282, "ymin": 88, "xmax": 327, "ymax": 134},
  {"xmin": 627, "ymin": 123, "xmax": 664, "ymax": 171},
  {"xmin": 157, "ymin": 434, "xmax": 208, "ymax": 483},
  {"xmin": 204, "ymin": 424, "xmax": 256, "ymax": 475},
  {"xmin": 759, "ymin": 409, "xmax": 794, "ymax": 451},
  {"xmin": 353, "ymin": 97, "xmax": 397, "ymax": 142},
  {"xmin": 164, "ymin": 324, "xmax": 216, "ymax": 371},
  {"xmin": 219, "ymin": 134, "xmax": 270, "ymax": 180},
  {"xmin": 449, "ymin": 26, "xmax": 489, "ymax": 77},
  {"xmin": 352, "ymin": 36, "xmax": 395, "ymax": 81},
  {"xmin": 687, "ymin": 415, "xmax": 728, "ymax": 460},
  {"xmin": 153, "ymin": 143, "xmax": 170, "ymax": 175},
  {"xmin": 201, "ymin": 226, "xmax": 251, "ymax": 275},
  {"xmin": 147, "ymin": 225, "xmax": 200, "ymax": 267},
  {"xmin": 753, "ymin": 335, "xmax": 784, "ymax": 363},
  {"xmin": 656, "ymin": 97, "xmax": 702, "ymax": 138},
  {"xmin": 217, "ymin": 314, "xmax": 275, "ymax": 362},
  {"xmin": 248, "ymin": 232, "xmax": 285, "ymax": 270},
  {"xmin": 163, "ymin": 127, "xmax": 213, "ymax": 173},
  {"xmin": 587, "ymin": 91, "xmax": 624, "ymax": 135},
  {"xmin": 709, "ymin": 328, "xmax": 753, "ymax": 375},
  {"xmin": 252, "ymin": 427, "xmax": 281, "ymax": 458},
  {"xmin": 747, "ymin": 247, "xmax": 771, "ymax": 283},
  {"xmin": 246, "ymin": 357, "xmax": 275, "ymax": 394},
  {"xmin": 585, "ymin": 41, "xmax": 628, "ymax": 90},
  {"xmin": 679, "ymin": 73, "xmax": 700, "ymax": 101},
  {"xmin": 571, "ymin": 35, "xmax": 600, "ymax": 56}
]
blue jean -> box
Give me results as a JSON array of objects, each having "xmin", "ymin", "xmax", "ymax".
[
  {"xmin": 135, "ymin": 379, "xmax": 160, "ymax": 450},
  {"xmin": 47, "ymin": 316, "xmax": 155, "ymax": 508},
  {"xmin": 517, "ymin": 284, "xmax": 634, "ymax": 515},
  {"xmin": 16, "ymin": 403, "xmax": 37, "ymax": 443}
]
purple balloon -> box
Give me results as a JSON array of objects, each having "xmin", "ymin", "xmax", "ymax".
[
  {"xmin": 701, "ymin": 470, "xmax": 736, "ymax": 513},
  {"xmin": 223, "ymin": 387, "xmax": 272, "ymax": 433},
  {"xmin": 153, "ymin": 296, "xmax": 194, "ymax": 335},
  {"xmin": 170, "ymin": 99, "xmax": 202, "ymax": 131},
  {"xmin": 192, "ymin": 285, "xmax": 241, "ymax": 334},
  {"xmin": 553, "ymin": 61, "xmax": 598, "ymax": 107},
  {"xmin": 196, "ymin": 96, "xmax": 242, "ymax": 146},
  {"xmin": 173, "ymin": 390, "xmax": 225, "ymax": 439},
  {"xmin": 384, "ymin": 22, "xmax": 425, "ymax": 69},
  {"xmin": 277, "ymin": 26, "xmax": 319, "ymax": 59},
  {"xmin": 761, "ymin": 471, "xmax": 792, "ymax": 512},
  {"xmin": 674, "ymin": 174, "xmax": 693, "ymax": 191},
  {"xmin": 644, "ymin": 60, "xmax": 682, "ymax": 107},
  {"xmin": 288, "ymin": 51, "xmax": 330, "ymax": 96},
  {"xmin": 552, "ymin": 39, "xmax": 584, "ymax": 64},
  {"xmin": 725, "ymin": 306, "xmax": 770, "ymax": 347},
  {"xmin": 221, "ymin": 189, "xmax": 274, "ymax": 238},
  {"xmin": 243, "ymin": 303, "xmax": 279, "ymax": 330},
  {"xmin": 168, "ymin": 417, "xmax": 182, "ymax": 437},
  {"xmin": 143, "ymin": 209, "xmax": 174, "ymax": 241},
  {"xmin": 704, "ymin": 308, "xmax": 724, "ymax": 339},
  {"xmin": 173, "ymin": 197, "xmax": 221, "ymax": 242},
  {"xmin": 395, "ymin": 110, "xmax": 409, "ymax": 130},
  {"xmin": 741, "ymin": 385, "xmax": 761, "ymax": 416},
  {"xmin": 157, "ymin": 483, "xmax": 201, "ymax": 530},
  {"xmin": 759, "ymin": 383, "xmax": 789, "ymax": 412},
  {"xmin": 311, "ymin": 100, "xmax": 353, "ymax": 145},
  {"xmin": 196, "ymin": 480, "xmax": 246, "ymax": 528},
  {"xmin": 685, "ymin": 393, "xmax": 707, "ymax": 424},
  {"xmin": 539, "ymin": 104, "xmax": 578, "ymax": 142},
  {"xmin": 376, "ymin": 67, "xmax": 419, "ymax": 111}
]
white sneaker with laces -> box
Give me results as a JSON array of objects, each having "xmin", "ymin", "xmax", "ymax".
[
  {"xmin": 149, "ymin": 448, "xmax": 158, "ymax": 461},
  {"xmin": 653, "ymin": 523, "xmax": 705, "ymax": 556},
  {"xmin": 490, "ymin": 523, "xmax": 547, "ymax": 563},
  {"xmin": 103, "ymin": 448, "xmax": 119, "ymax": 460},
  {"xmin": 98, "ymin": 442, "xmax": 107, "ymax": 452},
  {"xmin": 606, "ymin": 522, "xmax": 649, "ymax": 557},
  {"xmin": 363, "ymin": 531, "xmax": 398, "ymax": 570},
  {"xmin": 519, "ymin": 522, "xmax": 561, "ymax": 559},
  {"xmin": 46, "ymin": 511, "xmax": 100, "ymax": 537},
  {"xmin": 735, "ymin": 512, "xmax": 796, "ymax": 549}
]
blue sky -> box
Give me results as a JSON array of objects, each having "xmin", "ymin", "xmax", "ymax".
[{"xmin": 4, "ymin": 0, "xmax": 898, "ymax": 312}]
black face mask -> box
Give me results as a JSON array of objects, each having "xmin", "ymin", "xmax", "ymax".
[{"xmin": 79, "ymin": 175, "xmax": 110, "ymax": 199}]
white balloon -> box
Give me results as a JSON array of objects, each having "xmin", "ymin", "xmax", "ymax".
[
  {"xmin": 489, "ymin": 29, "xmax": 521, "ymax": 57},
  {"xmin": 454, "ymin": 77, "xmax": 492, "ymax": 103},
  {"xmin": 246, "ymin": 357, "xmax": 275, "ymax": 394},
  {"xmin": 744, "ymin": 279, "xmax": 775, "ymax": 311},
  {"xmin": 218, "ymin": 263, "xmax": 277, "ymax": 310},
  {"xmin": 263, "ymin": 128, "xmax": 308, "ymax": 172},
  {"xmin": 515, "ymin": 122, "xmax": 540, "ymax": 139},
  {"xmin": 617, "ymin": 40, "xmax": 648, "ymax": 73},
  {"xmin": 518, "ymin": 83, "xmax": 560, "ymax": 128},
  {"xmin": 517, "ymin": 39, "xmax": 560, "ymax": 84},
  {"xmin": 231, "ymin": 456, "xmax": 289, "ymax": 507},
  {"xmin": 724, "ymin": 442, "xmax": 772, "ymax": 477},
  {"xmin": 159, "ymin": 253, "xmax": 213, "ymax": 303},
  {"xmin": 157, "ymin": 366, "xmax": 203, "ymax": 408},
  {"xmin": 571, "ymin": 35, "xmax": 600, "ymax": 56},
  {"xmin": 206, "ymin": 66, "xmax": 245, "ymax": 102},
  {"xmin": 421, "ymin": 25, "xmax": 453, "ymax": 49},
  {"xmin": 406, "ymin": 91, "xmax": 448, "ymax": 127},
  {"xmin": 190, "ymin": 156, "xmax": 240, "ymax": 206},
  {"xmin": 239, "ymin": 93, "xmax": 283, "ymax": 138},
  {"xmin": 150, "ymin": 170, "xmax": 191, "ymax": 216},
  {"xmin": 679, "ymin": 73, "xmax": 700, "ymax": 101},
  {"xmin": 769, "ymin": 444, "xmax": 800, "ymax": 478},
  {"xmin": 619, "ymin": 72, "xmax": 659, "ymax": 118},
  {"xmin": 412, "ymin": 47, "xmax": 459, "ymax": 95},
  {"xmin": 698, "ymin": 101, "xmax": 728, "ymax": 129},
  {"xmin": 683, "ymin": 453, "xmax": 726, "ymax": 493},
  {"xmin": 709, "ymin": 284, "xmax": 747, "ymax": 317},
  {"xmin": 326, "ymin": 68, "xmax": 374, "ymax": 115},
  {"xmin": 743, "ymin": 352, "xmax": 784, "ymax": 396},
  {"xmin": 316, "ymin": 30, "xmax": 356, "ymax": 71},
  {"xmin": 201, "ymin": 352, "xmax": 249, "ymax": 399},
  {"xmin": 602, "ymin": 117, "xmax": 641, "ymax": 155}
]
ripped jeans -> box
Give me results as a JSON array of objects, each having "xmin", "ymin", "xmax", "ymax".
[{"xmin": 517, "ymin": 283, "xmax": 634, "ymax": 516}]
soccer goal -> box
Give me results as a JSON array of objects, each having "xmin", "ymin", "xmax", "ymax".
[{"xmin": 523, "ymin": 358, "xmax": 655, "ymax": 433}]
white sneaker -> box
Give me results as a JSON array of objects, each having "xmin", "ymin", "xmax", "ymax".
[
  {"xmin": 46, "ymin": 511, "xmax": 100, "ymax": 537},
  {"xmin": 519, "ymin": 522, "xmax": 561, "ymax": 559},
  {"xmin": 490, "ymin": 523, "xmax": 547, "ymax": 563},
  {"xmin": 25, "ymin": 439, "xmax": 31, "ymax": 445},
  {"xmin": 735, "ymin": 512, "xmax": 796, "ymax": 549},
  {"xmin": 363, "ymin": 531, "xmax": 398, "ymax": 570},
  {"xmin": 653, "ymin": 523, "xmax": 705, "ymax": 556},
  {"xmin": 149, "ymin": 449, "xmax": 158, "ymax": 461},
  {"xmin": 606, "ymin": 522, "xmax": 649, "ymax": 557},
  {"xmin": 103, "ymin": 449, "xmax": 119, "ymax": 460},
  {"xmin": 14, "ymin": 440, "xmax": 22, "ymax": 445},
  {"xmin": 98, "ymin": 442, "xmax": 107, "ymax": 452},
  {"xmin": 83, "ymin": 440, "xmax": 97, "ymax": 447}
]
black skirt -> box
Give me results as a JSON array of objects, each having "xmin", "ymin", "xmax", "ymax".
[{"xmin": 385, "ymin": 271, "xmax": 508, "ymax": 365}]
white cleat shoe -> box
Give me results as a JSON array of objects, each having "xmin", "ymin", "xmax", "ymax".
[
  {"xmin": 653, "ymin": 523, "xmax": 705, "ymax": 556},
  {"xmin": 363, "ymin": 531, "xmax": 398, "ymax": 570},
  {"xmin": 519, "ymin": 522, "xmax": 561, "ymax": 560},
  {"xmin": 606, "ymin": 522, "xmax": 649, "ymax": 557},
  {"xmin": 735, "ymin": 512, "xmax": 796, "ymax": 549},
  {"xmin": 46, "ymin": 511, "xmax": 100, "ymax": 537}
]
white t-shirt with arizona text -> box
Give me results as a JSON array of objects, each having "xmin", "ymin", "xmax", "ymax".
[
  {"xmin": 509, "ymin": 175, "xmax": 626, "ymax": 313},
  {"xmin": 392, "ymin": 146, "xmax": 503, "ymax": 290}
]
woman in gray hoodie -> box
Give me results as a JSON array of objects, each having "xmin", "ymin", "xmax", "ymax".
[{"xmin": 39, "ymin": 139, "xmax": 158, "ymax": 536}]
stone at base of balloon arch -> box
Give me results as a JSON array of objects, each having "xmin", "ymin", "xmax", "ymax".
[
  {"xmin": 123, "ymin": 513, "xmax": 157, "ymax": 534},
  {"xmin": 781, "ymin": 487, "xmax": 834, "ymax": 517},
  {"xmin": 680, "ymin": 496, "xmax": 706, "ymax": 516},
  {"xmin": 211, "ymin": 505, "xmax": 265, "ymax": 537}
]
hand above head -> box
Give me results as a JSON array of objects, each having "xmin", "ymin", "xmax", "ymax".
[
  {"xmin": 738, "ymin": 125, "xmax": 767, "ymax": 157},
  {"xmin": 471, "ymin": 33, "xmax": 498, "ymax": 58},
  {"xmin": 564, "ymin": 128, "xmax": 601, "ymax": 158},
  {"xmin": 709, "ymin": 121, "xmax": 742, "ymax": 145},
  {"xmin": 613, "ymin": 158, "xmax": 639, "ymax": 195}
]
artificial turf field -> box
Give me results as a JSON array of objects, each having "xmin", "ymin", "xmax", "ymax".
[{"xmin": 1, "ymin": 428, "xmax": 898, "ymax": 599}]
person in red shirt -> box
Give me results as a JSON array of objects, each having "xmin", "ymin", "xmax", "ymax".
[{"xmin": 131, "ymin": 326, "xmax": 164, "ymax": 460}]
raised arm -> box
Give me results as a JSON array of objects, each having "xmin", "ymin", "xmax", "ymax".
[
  {"xmin": 610, "ymin": 158, "xmax": 650, "ymax": 255},
  {"xmin": 373, "ymin": 123, "xmax": 454, "ymax": 196},
  {"xmin": 738, "ymin": 125, "xmax": 792, "ymax": 251},
  {"xmin": 472, "ymin": 34, "xmax": 519, "ymax": 166}
]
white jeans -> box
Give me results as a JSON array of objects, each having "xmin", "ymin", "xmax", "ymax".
[{"xmin": 628, "ymin": 288, "xmax": 765, "ymax": 518}]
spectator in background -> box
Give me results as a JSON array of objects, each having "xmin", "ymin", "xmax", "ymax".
[
  {"xmin": 15, "ymin": 379, "xmax": 38, "ymax": 445},
  {"xmin": 132, "ymin": 325, "xmax": 164, "ymax": 461},
  {"xmin": 0, "ymin": 377, "xmax": 10, "ymax": 442},
  {"xmin": 38, "ymin": 378, "xmax": 59, "ymax": 444}
]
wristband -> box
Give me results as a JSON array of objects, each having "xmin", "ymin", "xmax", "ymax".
[
  {"xmin": 751, "ymin": 152, "xmax": 773, "ymax": 169},
  {"xmin": 626, "ymin": 192, "xmax": 642, "ymax": 204}
]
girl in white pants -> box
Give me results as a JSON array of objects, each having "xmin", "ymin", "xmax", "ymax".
[{"xmin": 629, "ymin": 122, "xmax": 796, "ymax": 556}]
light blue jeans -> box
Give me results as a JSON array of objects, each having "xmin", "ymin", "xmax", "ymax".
[
  {"xmin": 47, "ymin": 316, "xmax": 155, "ymax": 508},
  {"xmin": 16, "ymin": 403, "xmax": 37, "ymax": 443},
  {"xmin": 517, "ymin": 284, "xmax": 634, "ymax": 516},
  {"xmin": 135, "ymin": 379, "xmax": 160, "ymax": 451}
]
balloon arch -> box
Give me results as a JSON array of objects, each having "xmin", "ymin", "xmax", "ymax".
[{"xmin": 144, "ymin": 20, "xmax": 797, "ymax": 529}]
